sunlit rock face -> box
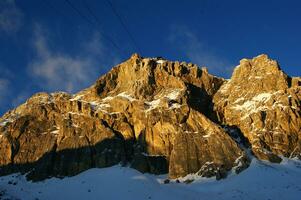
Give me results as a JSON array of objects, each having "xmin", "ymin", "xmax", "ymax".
[
  {"xmin": 213, "ymin": 54, "xmax": 301, "ymax": 162},
  {"xmin": 0, "ymin": 53, "xmax": 300, "ymax": 181}
]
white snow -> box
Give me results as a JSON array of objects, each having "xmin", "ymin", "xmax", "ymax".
[
  {"xmin": 67, "ymin": 112, "xmax": 84, "ymax": 116},
  {"xmin": 231, "ymin": 93, "xmax": 272, "ymax": 118},
  {"xmin": 102, "ymin": 96, "xmax": 114, "ymax": 101},
  {"xmin": 1, "ymin": 158, "xmax": 301, "ymax": 200},
  {"xmin": 116, "ymin": 92, "xmax": 136, "ymax": 102},
  {"xmin": 252, "ymin": 93, "xmax": 272, "ymax": 102},
  {"xmin": 89, "ymin": 102, "xmax": 99, "ymax": 110},
  {"xmin": 50, "ymin": 126, "xmax": 60, "ymax": 135},
  {"xmin": 218, "ymin": 82, "xmax": 231, "ymax": 94},
  {"xmin": 102, "ymin": 92, "xmax": 136, "ymax": 102},
  {"xmin": 89, "ymin": 102, "xmax": 111, "ymax": 112},
  {"xmin": 231, "ymin": 92, "xmax": 292, "ymax": 119},
  {"xmin": 0, "ymin": 118, "xmax": 14, "ymax": 127},
  {"xmin": 233, "ymin": 97, "xmax": 245, "ymax": 104},
  {"xmin": 0, "ymin": 119, "xmax": 9, "ymax": 127},
  {"xmin": 233, "ymin": 155, "xmax": 245, "ymax": 169},
  {"xmin": 165, "ymin": 90, "xmax": 181, "ymax": 100},
  {"xmin": 99, "ymin": 104, "xmax": 111, "ymax": 108},
  {"xmin": 248, "ymin": 76, "xmax": 263, "ymax": 80},
  {"xmin": 156, "ymin": 60, "xmax": 165, "ymax": 64},
  {"xmin": 232, "ymin": 100, "xmax": 258, "ymax": 112},
  {"xmin": 145, "ymin": 99, "xmax": 161, "ymax": 112},
  {"xmin": 141, "ymin": 152, "xmax": 165, "ymax": 157},
  {"xmin": 51, "ymin": 130, "xmax": 59, "ymax": 135},
  {"xmin": 169, "ymin": 103, "xmax": 182, "ymax": 109},
  {"xmin": 145, "ymin": 89, "xmax": 183, "ymax": 112},
  {"xmin": 70, "ymin": 94, "xmax": 84, "ymax": 101},
  {"xmin": 202, "ymin": 130, "xmax": 214, "ymax": 138},
  {"xmin": 202, "ymin": 134, "xmax": 212, "ymax": 138}
]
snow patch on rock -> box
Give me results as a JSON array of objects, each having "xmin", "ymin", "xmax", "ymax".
[
  {"xmin": 102, "ymin": 92, "xmax": 136, "ymax": 102},
  {"xmin": 145, "ymin": 89, "xmax": 183, "ymax": 112},
  {"xmin": 156, "ymin": 59, "xmax": 166, "ymax": 64},
  {"xmin": 145, "ymin": 99, "xmax": 161, "ymax": 112},
  {"xmin": 116, "ymin": 92, "xmax": 136, "ymax": 102},
  {"xmin": 89, "ymin": 101, "xmax": 111, "ymax": 112},
  {"xmin": 165, "ymin": 90, "xmax": 181, "ymax": 100},
  {"xmin": 231, "ymin": 93, "xmax": 273, "ymax": 117},
  {"xmin": 70, "ymin": 94, "xmax": 84, "ymax": 101},
  {"xmin": 252, "ymin": 93, "xmax": 272, "ymax": 102},
  {"xmin": 0, "ymin": 117, "xmax": 15, "ymax": 127}
]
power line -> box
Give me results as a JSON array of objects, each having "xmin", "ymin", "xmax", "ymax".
[
  {"xmin": 64, "ymin": 0, "xmax": 95, "ymax": 27},
  {"xmin": 105, "ymin": 0, "xmax": 141, "ymax": 53},
  {"xmin": 81, "ymin": 0, "xmax": 132, "ymax": 55},
  {"xmin": 81, "ymin": 0, "xmax": 104, "ymax": 29},
  {"xmin": 42, "ymin": 0, "xmax": 73, "ymax": 24},
  {"xmin": 63, "ymin": 0, "xmax": 126, "ymax": 56},
  {"xmin": 82, "ymin": 0, "xmax": 121, "ymax": 46}
]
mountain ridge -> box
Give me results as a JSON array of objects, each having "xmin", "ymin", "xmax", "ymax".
[{"xmin": 0, "ymin": 53, "xmax": 300, "ymax": 181}]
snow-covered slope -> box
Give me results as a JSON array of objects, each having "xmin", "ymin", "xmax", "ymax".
[{"xmin": 1, "ymin": 158, "xmax": 301, "ymax": 200}]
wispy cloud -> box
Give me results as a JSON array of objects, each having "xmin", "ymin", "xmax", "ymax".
[
  {"xmin": 0, "ymin": 66, "xmax": 14, "ymax": 110},
  {"xmin": 0, "ymin": 78, "xmax": 10, "ymax": 104},
  {"xmin": 28, "ymin": 25, "xmax": 120, "ymax": 93},
  {"xmin": 0, "ymin": 0, "xmax": 23, "ymax": 33},
  {"xmin": 168, "ymin": 25, "xmax": 233, "ymax": 77}
]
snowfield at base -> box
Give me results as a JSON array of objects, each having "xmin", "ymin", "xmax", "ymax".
[{"xmin": 1, "ymin": 158, "xmax": 301, "ymax": 200}]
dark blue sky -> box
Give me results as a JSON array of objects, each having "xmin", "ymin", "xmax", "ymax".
[{"xmin": 0, "ymin": 0, "xmax": 300, "ymax": 115}]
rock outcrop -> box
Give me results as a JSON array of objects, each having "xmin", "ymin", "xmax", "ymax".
[
  {"xmin": 0, "ymin": 53, "xmax": 300, "ymax": 181},
  {"xmin": 213, "ymin": 54, "xmax": 301, "ymax": 162}
]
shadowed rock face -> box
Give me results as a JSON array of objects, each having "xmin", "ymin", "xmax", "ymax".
[{"xmin": 0, "ymin": 53, "xmax": 299, "ymax": 181}]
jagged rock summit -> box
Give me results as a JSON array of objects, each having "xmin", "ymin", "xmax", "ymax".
[
  {"xmin": 0, "ymin": 54, "xmax": 300, "ymax": 181},
  {"xmin": 214, "ymin": 54, "xmax": 301, "ymax": 162}
]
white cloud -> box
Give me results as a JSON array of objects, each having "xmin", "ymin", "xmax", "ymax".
[
  {"xmin": 0, "ymin": 66, "xmax": 14, "ymax": 106},
  {"xmin": 168, "ymin": 25, "xmax": 233, "ymax": 77},
  {"xmin": 0, "ymin": 0, "xmax": 23, "ymax": 33},
  {"xmin": 82, "ymin": 32, "xmax": 105, "ymax": 57},
  {"xmin": 0, "ymin": 78, "xmax": 10, "ymax": 107},
  {"xmin": 0, "ymin": 65, "xmax": 32, "ymax": 112},
  {"xmin": 28, "ymin": 25, "xmax": 119, "ymax": 93},
  {"xmin": 0, "ymin": 79, "xmax": 10, "ymax": 95}
]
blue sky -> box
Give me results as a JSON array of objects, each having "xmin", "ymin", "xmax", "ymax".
[{"xmin": 0, "ymin": 0, "xmax": 300, "ymax": 115}]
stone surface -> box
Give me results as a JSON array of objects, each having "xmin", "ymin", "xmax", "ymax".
[
  {"xmin": 213, "ymin": 54, "xmax": 301, "ymax": 162},
  {"xmin": 1, "ymin": 53, "xmax": 299, "ymax": 181}
]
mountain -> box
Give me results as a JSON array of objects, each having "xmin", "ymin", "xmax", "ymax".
[
  {"xmin": 0, "ymin": 53, "xmax": 300, "ymax": 181},
  {"xmin": 214, "ymin": 55, "xmax": 301, "ymax": 162}
]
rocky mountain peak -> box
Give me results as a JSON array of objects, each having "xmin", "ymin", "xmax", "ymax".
[
  {"xmin": 0, "ymin": 54, "xmax": 300, "ymax": 182},
  {"xmin": 78, "ymin": 54, "xmax": 224, "ymax": 112},
  {"xmin": 238, "ymin": 54, "xmax": 279, "ymax": 71},
  {"xmin": 214, "ymin": 54, "xmax": 301, "ymax": 163},
  {"xmin": 231, "ymin": 54, "xmax": 289, "ymax": 93},
  {"xmin": 130, "ymin": 52, "xmax": 141, "ymax": 60}
]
